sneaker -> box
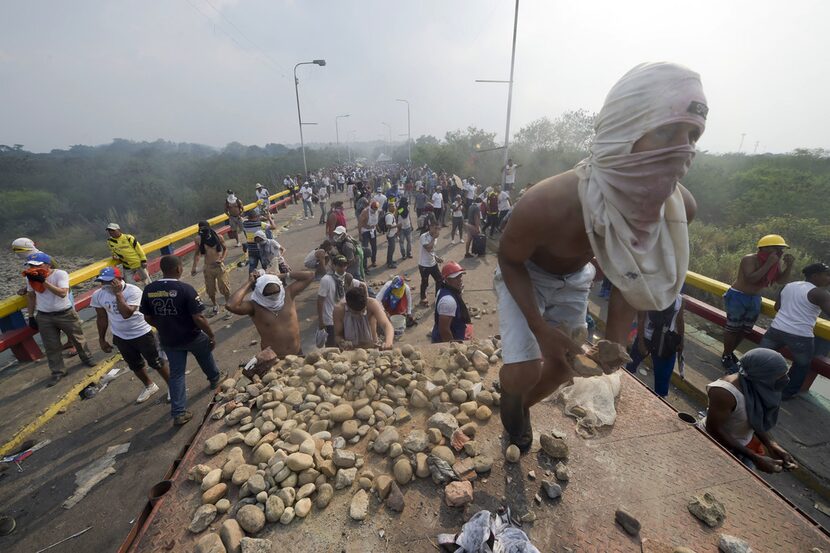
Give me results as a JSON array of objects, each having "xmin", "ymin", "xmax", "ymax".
[
  {"xmin": 136, "ymin": 382, "xmax": 160, "ymax": 404},
  {"xmin": 47, "ymin": 374, "xmax": 63, "ymax": 387},
  {"xmin": 81, "ymin": 357, "xmax": 97, "ymax": 368},
  {"xmin": 206, "ymin": 306, "xmax": 219, "ymax": 318},
  {"xmin": 173, "ymin": 411, "xmax": 193, "ymax": 426},
  {"xmin": 464, "ymin": 253, "xmax": 474, "ymax": 258},
  {"xmin": 721, "ymin": 353, "xmax": 739, "ymax": 370}
]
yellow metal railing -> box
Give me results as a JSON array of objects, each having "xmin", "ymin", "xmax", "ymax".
[
  {"xmin": 0, "ymin": 190, "xmax": 291, "ymax": 319},
  {"xmin": 685, "ymin": 270, "xmax": 830, "ymax": 341}
]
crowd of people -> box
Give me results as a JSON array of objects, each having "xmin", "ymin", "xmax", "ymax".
[{"xmin": 9, "ymin": 62, "xmax": 830, "ymax": 478}]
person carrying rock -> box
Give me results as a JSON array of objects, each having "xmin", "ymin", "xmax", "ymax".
[
  {"xmin": 226, "ymin": 270, "xmax": 315, "ymax": 357},
  {"xmin": 190, "ymin": 220, "xmax": 230, "ymax": 318},
  {"xmin": 92, "ymin": 266, "xmax": 170, "ymax": 404},
  {"xmin": 333, "ymin": 287, "xmax": 394, "ymax": 350},
  {"xmin": 432, "ymin": 262, "xmax": 471, "ymax": 343},
  {"xmin": 495, "ymin": 62, "xmax": 707, "ymax": 451},
  {"xmin": 24, "ymin": 253, "xmax": 96, "ymax": 386},
  {"xmin": 698, "ymin": 348, "xmax": 797, "ymax": 473},
  {"xmin": 721, "ymin": 234, "xmax": 795, "ymax": 371},
  {"xmin": 140, "ymin": 255, "xmax": 222, "ymax": 425}
]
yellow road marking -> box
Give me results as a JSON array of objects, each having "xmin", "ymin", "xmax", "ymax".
[{"xmin": 0, "ymin": 354, "xmax": 121, "ymax": 456}]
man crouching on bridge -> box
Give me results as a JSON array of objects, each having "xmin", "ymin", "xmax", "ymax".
[
  {"xmin": 496, "ymin": 62, "xmax": 706, "ymax": 451},
  {"xmin": 226, "ymin": 270, "xmax": 314, "ymax": 357}
]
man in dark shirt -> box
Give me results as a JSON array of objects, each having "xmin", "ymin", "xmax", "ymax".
[{"xmin": 140, "ymin": 255, "xmax": 221, "ymax": 425}]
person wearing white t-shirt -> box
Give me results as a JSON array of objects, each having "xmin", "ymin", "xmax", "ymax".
[
  {"xmin": 497, "ymin": 188, "xmax": 512, "ymax": 228},
  {"xmin": 255, "ymin": 183, "xmax": 270, "ymax": 207},
  {"xmin": 418, "ymin": 222, "xmax": 442, "ymax": 307},
  {"xmin": 92, "ymin": 266, "xmax": 170, "ymax": 403},
  {"xmin": 317, "ymin": 255, "xmax": 363, "ymax": 347},
  {"xmin": 761, "ymin": 263, "xmax": 830, "ymax": 398},
  {"xmin": 300, "ymin": 182, "xmax": 314, "ymax": 218},
  {"xmin": 431, "ymin": 188, "xmax": 444, "ymax": 229},
  {"xmin": 24, "ymin": 252, "xmax": 95, "ymax": 386},
  {"xmin": 384, "ymin": 203, "xmax": 400, "ymax": 269},
  {"xmin": 502, "ymin": 158, "xmax": 521, "ymax": 192}
]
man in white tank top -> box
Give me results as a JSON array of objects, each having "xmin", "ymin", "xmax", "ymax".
[
  {"xmin": 699, "ymin": 349, "xmax": 796, "ymax": 473},
  {"xmin": 760, "ymin": 262, "xmax": 830, "ymax": 398}
]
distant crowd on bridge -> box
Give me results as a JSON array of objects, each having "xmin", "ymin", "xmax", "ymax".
[{"xmin": 9, "ymin": 62, "xmax": 830, "ymax": 475}]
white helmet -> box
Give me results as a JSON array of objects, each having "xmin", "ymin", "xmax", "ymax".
[{"xmin": 11, "ymin": 237, "xmax": 37, "ymax": 257}]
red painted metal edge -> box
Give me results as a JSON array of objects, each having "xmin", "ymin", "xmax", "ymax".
[
  {"xmin": 683, "ymin": 294, "xmax": 830, "ymax": 385},
  {"xmin": 117, "ymin": 396, "xmax": 223, "ymax": 553}
]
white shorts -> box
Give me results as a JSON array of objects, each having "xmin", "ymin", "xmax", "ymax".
[{"xmin": 494, "ymin": 261, "xmax": 595, "ymax": 364}]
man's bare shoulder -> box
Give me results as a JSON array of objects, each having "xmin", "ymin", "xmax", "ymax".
[{"xmin": 513, "ymin": 171, "xmax": 579, "ymax": 216}]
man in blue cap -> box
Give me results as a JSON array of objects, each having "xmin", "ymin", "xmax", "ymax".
[
  {"xmin": 24, "ymin": 252, "xmax": 95, "ymax": 386},
  {"xmin": 92, "ymin": 266, "xmax": 170, "ymax": 403}
]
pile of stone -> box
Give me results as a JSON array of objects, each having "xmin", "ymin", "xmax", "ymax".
[{"xmin": 186, "ymin": 339, "xmax": 503, "ymax": 552}]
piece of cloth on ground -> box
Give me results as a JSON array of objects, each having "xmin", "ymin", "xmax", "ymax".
[{"xmin": 549, "ymin": 372, "xmax": 622, "ymax": 438}]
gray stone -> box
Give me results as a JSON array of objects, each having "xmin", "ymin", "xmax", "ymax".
[
  {"xmin": 386, "ymin": 481, "xmax": 405, "ymax": 512},
  {"xmin": 688, "ymin": 492, "xmax": 726, "ymax": 528},
  {"xmin": 279, "ymin": 507, "xmax": 295, "ymax": 525},
  {"xmin": 505, "ymin": 445, "xmax": 521, "ymax": 463},
  {"xmin": 236, "ymin": 504, "xmax": 265, "ymax": 534},
  {"xmin": 204, "ymin": 433, "xmax": 229, "ymax": 455},
  {"xmin": 285, "ymin": 452, "xmax": 314, "ymax": 471},
  {"xmin": 403, "ymin": 429, "xmax": 428, "ymax": 453},
  {"xmin": 195, "ymin": 532, "xmax": 226, "ymax": 553},
  {"xmin": 393, "ymin": 457, "xmax": 413, "ymax": 485},
  {"xmin": 428, "ymin": 412, "xmax": 459, "ymax": 438},
  {"xmin": 349, "ymin": 489, "xmax": 369, "ymax": 520},
  {"xmin": 294, "ymin": 497, "xmax": 312, "ymax": 518},
  {"xmin": 431, "ymin": 445, "xmax": 455, "ymax": 466},
  {"xmin": 201, "ymin": 468, "xmax": 223, "ymax": 491},
  {"xmin": 541, "ymin": 480, "xmax": 562, "ymax": 500},
  {"xmin": 265, "ymin": 495, "xmax": 285, "ymax": 522},
  {"xmin": 341, "ymin": 420, "xmax": 359, "ymax": 439},
  {"xmin": 316, "ymin": 483, "xmax": 334, "ymax": 509},
  {"xmin": 216, "ymin": 499, "xmax": 231, "ymax": 514},
  {"xmin": 615, "ymin": 509, "xmax": 640, "ymax": 536},
  {"xmin": 718, "ymin": 534, "xmax": 753, "ymax": 553},
  {"xmin": 246, "ymin": 474, "xmax": 267, "ymax": 495},
  {"xmin": 240, "ymin": 537, "xmax": 272, "ymax": 553},
  {"xmin": 330, "ymin": 403, "xmax": 355, "ymax": 422},
  {"xmin": 232, "ymin": 464, "xmax": 258, "ymax": 486},
  {"xmin": 188, "ymin": 504, "xmax": 218, "ymax": 533},
  {"xmin": 220, "ymin": 519, "xmax": 244, "ymax": 553},
  {"xmin": 251, "ymin": 443, "xmax": 274, "ymax": 465},
  {"xmin": 333, "ymin": 448, "xmax": 356, "ymax": 468},
  {"xmin": 335, "ymin": 467, "xmax": 357, "ymax": 489},
  {"xmin": 473, "ymin": 455, "xmax": 493, "ymax": 474},
  {"xmin": 554, "ymin": 462, "xmax": 571, "ymax": 482},
  {"xmin": 540, "ymin": 434, "xmax": 569, "ymax": 459},
  {"xmin": 373, "ymin": 426, "xmax": 399, "ymax": 454}
]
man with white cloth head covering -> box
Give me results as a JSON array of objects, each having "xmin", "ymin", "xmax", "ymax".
[
  {"xmin": 495, "ymin": 62, "xmax": 707, "ymax": 451},
  {"xmin": 226, "ymin": 270, "xmax": 315, "ymax": 357}
]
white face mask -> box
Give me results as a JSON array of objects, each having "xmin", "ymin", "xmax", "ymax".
[{"xmin": 251, "ymin": 275, "xmax": 285, "ymax": 314}]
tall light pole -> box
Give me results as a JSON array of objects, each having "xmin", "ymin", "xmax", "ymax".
[
  {"xmin": 381, "ymin": 122, "xmax": 391, "ymax": 156},
  {"xmin": 294, "ymin": 59, "xmax": 326, "ymax": 177},
  {"xmin": 347, "ymin": 130, "xmax": 356, "ymax": 163},
  {"xmin": 395, "ymin": 99, "xmax": 411, "ymax": 165},
  {"xmin": 474, "ymin": 0, "xmax": 519, "ymax": 186},
  {"xmin": 335, "ymin": 114, "xmax": 350, "ymax": 163}
]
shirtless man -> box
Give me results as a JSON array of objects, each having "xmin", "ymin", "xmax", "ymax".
[
  {"xmin": 496, "ymin": 62, "xmax": 707, "ymax": 451},
  {"xmin": 224, "ymin": 190, "xmax": 245, "ymax": 247},
  {"xmin": 333, "ymin": 287, "xmax": 394, "ymax": 350},
  {"xmin": 226, "ymin": 271, "xmax": 314, "ymax": 357},
  {"xmin": 191, "ymin": 221, "xmax": 230, "ymax": 317},
  {"xmin": 721, "ymin": 234, "xmax": 794, "ymax": 370}
]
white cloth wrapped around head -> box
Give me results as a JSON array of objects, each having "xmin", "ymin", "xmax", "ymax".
[
  {"xmin": 577, "ymin": 62, "xmax": 707, "ymax": 311},
  {"xmin": 251, "ymin": 274, "xmax": 285, "ymax": 314}
]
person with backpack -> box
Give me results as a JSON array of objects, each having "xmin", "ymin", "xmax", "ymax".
[
  {"xmin": 626, "ymin": 294, "xmax": 685, "ymax": 397},
  {"xmin": 333, "ymin": 225, "xmax": 366, "ymax": 281}
]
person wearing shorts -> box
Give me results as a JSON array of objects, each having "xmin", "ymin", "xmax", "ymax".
[{"xmin": 92, "ymin": 267, "xmax": 170, "ymax": 404}]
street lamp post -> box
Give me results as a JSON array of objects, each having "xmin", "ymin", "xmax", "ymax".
[
  {"xmin": 293, "ymin": 59, "xmax": 326, "ymax": 177},
  {"xmin": 474, "ymin": 0, "xmax": 519, "ymax": 186},
  {"xmin": 395, "ymin": 99, "xmax": 411, "ymax": 165},
  {"xmin": 381, "ymin": 122, "xmax": 391, "ymax": 156},
  {"xmin": 335, "ymin": 114, "xmax": 350, "ymax": 163}
]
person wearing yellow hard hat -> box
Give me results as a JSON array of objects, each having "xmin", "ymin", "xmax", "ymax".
[{"xmin": 721, "ymin": 234, "xmax": 795, "ymax": 371}]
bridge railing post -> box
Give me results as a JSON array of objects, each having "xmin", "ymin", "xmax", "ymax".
[{"xmin": 0, "ymin": 310, "xmax": 43, "ymax": 362}]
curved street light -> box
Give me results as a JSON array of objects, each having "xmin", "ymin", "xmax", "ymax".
[{"xmin": 294, "ymin": 59, "xmax": 327, "ymax": 176}]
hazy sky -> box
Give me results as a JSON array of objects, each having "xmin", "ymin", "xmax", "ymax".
[{"xmin": 2, "ymin": 0, "xmax": 828, "ymax": 154}]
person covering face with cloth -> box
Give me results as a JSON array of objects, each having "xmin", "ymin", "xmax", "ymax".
[
  {"xmin": 495, "ymin": 62, "xmax": 707, "ymax": 451},
  {"xmin": 191, "ymin": 221, "xmax": 230, "ymax": 318},
  {"xmin": 699, "ymin": 348, "xmax": 797, "ymax": 473}
]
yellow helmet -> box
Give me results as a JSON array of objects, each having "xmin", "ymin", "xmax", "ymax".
[{"xmin": 757, "ymin": 234, "xmax": 789, "ymax": 248}]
